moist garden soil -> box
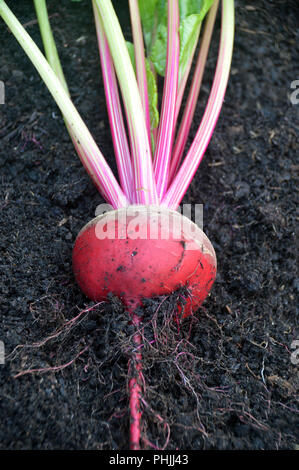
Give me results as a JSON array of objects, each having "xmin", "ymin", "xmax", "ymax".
[{"xmin": 0, "ymin": 0, "xmax": 298, "ymax": 450}]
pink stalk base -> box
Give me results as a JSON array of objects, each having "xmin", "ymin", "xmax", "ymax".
[{"xmin": 95, "ymin": 0, "xmax": 158, "ymax": 206}]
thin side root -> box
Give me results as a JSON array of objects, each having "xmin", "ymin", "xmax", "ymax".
[{"xmin": 13, "ymin": 346, "xmax": 89, "ymax": 378}]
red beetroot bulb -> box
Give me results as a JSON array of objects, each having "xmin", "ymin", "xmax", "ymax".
[{"xmin": 72, "ymin": 205, "xmax": 216, "ymax": 317}]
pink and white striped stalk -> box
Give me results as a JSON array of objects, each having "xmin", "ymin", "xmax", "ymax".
[
  {"xmin": 34, "ymin": 0, "xmax": 128, "ymax": 208},
  {"xmin": 153, "ymin": 0, "xmax": 180, "ymax": 200},
  {"xmin": 93, "ymin": 1, "xmax": 133, "ymax": 201},
  {"xmin": 175, "ymin": 23, "xmax": 202, "ymax": 125},
  {"xmin": 163, "ymin": 0, "xmax": 234, "ymax": 210},
  {"xmin": 94, "ymin": 0, "xmax": 158, "ymax": 206},
  {"xmin": 151, "ymin": 64, "xmax": 159, "ymax": 149},
  {"xmin": 169, "ymin": 0, "xmax": 219, "ymax": 183},
  {"xmin": 129, "ymin": 0, "xmax": 151, "ymax": 143},
  {"xmin": 0, "ymin": 0, "xmax": 128, "ymax": 209}
]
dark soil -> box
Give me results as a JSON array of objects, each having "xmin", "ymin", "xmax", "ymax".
[{"xmin": 0, "ymin": 0, "xmax": 298, "ymax": 451}]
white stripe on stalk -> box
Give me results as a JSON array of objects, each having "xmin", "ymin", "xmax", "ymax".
[
  {"xmin": 0, "ymin": 0, "xmax": 128, "ymax": 209},
  {"xmin": 93, "ymin": 1, "xmax": 133, "ymax": 201},
  {"xmin": 169, "ymin": 0, "xmax": 219, "ymax": 183},
  {"xmin": 163, "ymin": 0, "xmax": 234, "ymax": 210},
  {"xmin": 175, "ymin": 23, "xmax": 202, "ymax": 125},
  {"xmin": 94, "ymin": 0, "xmax": 158, "ymax": 205},
  {"xmin": 129, "ymin": 0, "xmax": 151, "ymax": 142},
  {"xmin": 153, "ymin": 0, "xmax": 180, "ymax": 200}
]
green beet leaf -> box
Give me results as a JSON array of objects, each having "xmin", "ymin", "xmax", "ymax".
[{"xmin": 138, "ymin": 0, "xmax": 215, "ymax": 78}]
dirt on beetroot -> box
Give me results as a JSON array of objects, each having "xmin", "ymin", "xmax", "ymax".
[{"xmin": 0, "ymin": 0, "xmax": 298, "ymax": 450}]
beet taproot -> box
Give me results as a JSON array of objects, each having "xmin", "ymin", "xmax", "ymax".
[{"xmin": 73, "ymin": 206, "xmax": 216, "ymax": 317}]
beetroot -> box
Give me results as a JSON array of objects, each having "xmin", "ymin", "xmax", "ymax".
[{"xmin": 72, "ymin": 206, "xmax": 216, "ymax": 317}]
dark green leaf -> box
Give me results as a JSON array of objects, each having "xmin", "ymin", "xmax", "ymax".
[{"xmin": 138, "ymin": 0, "xmax": 215, "ymax": 77}]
